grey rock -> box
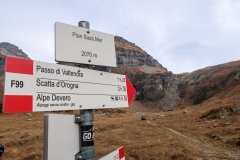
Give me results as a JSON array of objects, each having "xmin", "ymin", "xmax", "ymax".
[
  {"xmin": 115, "ymin": 36, "xmax": 167, "ymax": 69},
  {"xmin": 0, "ymin": 42, "xmax": 29, "ymax": 59}
]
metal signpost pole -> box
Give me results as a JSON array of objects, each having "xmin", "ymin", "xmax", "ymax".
[
  {"xmin": 75, "ymin": 21, "xmax": 95, "ymax": 160},
  {"xmin": 75, "ymin": 110, "xmax": 95, "ymax": 160}
]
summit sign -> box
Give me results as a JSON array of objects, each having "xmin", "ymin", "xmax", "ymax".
[{"xmin": 55, "ymin": 22, "xmax": 116, "ymax": 67}]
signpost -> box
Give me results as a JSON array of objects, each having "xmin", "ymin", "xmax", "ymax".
[
  {"xmin": 2, "ymin": 21, "xmax": 136, "ymax": 160},
  {"xmin": 55, "ymin": 22, "xmax": 116, "ymax": 67},
  {"xmin": 44, "ymin": 114, "xmax": 80, "ymax": 160},
  {"xmin": 3, "ymin": 56, "xmax": 136, "ymax": 113},
  {"xmin": 44, "ymin": 114, "xmax": 125, "ymax": 160}
]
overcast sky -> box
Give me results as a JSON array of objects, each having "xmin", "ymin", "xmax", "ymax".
[{"xmin": 1, "ymin": 0, "xmax": 240, "ymax": 73}]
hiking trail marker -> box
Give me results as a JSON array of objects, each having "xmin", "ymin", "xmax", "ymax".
[
  {"xmin": 3, "ymin": 56, "xmax": 136, "ymax": 113},
  {"xmin": 2, "ymin": 21, "xmax": 135, "ymax": 160}
]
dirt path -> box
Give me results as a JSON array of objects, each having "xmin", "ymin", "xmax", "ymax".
[{"xmin": 147, "ymin": 119, "xmax": 240, "ymax": 160}]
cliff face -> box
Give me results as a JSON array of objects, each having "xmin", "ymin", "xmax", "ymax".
[
  {"xmin": 113, "ymin": 36, "xmax": 173, "ymax": 107},
  {"xmin": 0, "ymin": 42, "xmax": 29, "ymax": 59},
  {"xmin": 177, "ymin": 61, "xmax": 240, "ymax": 105},
  {"xmin": 113, "ymin": 36, "xmax": 240, "ymax": 111},
  {"xmin": 115, "ymin": 36, "xmax": 165, "ymax": 68}
]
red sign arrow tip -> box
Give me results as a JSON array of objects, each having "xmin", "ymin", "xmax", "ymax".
[{"xmin": 126, "ymin": 77, "xmax": 136, "ymax": 106}]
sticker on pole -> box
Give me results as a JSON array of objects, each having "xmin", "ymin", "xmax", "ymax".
[
  {"xmin": 55, "ymin": 22, "xmax": 116, "ymax": 67},
  {"xmin": 3, "ymin": 56, "xmax": 136, "ymax": 113},
  {"xmin": 81, "ymin": 125, "xmax": 94, "ymax": 147}
]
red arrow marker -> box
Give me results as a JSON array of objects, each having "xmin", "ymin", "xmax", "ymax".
[
  {"xmin": 99, "ymin": 146, "xmax": 125, "ymax": 160},
  {"xmin": 126, "ymin": 77, "xmax": 136, "ymax": 106},
  {"xmin": 118, "ymin": 146, "xmax": 125, "ymax": 159}
]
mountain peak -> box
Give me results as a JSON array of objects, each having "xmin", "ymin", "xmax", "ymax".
[
  {"xmin": 114, "ymin": 36, "xmax": 168, "ymax": 72},
  {"xmin": 0, "ymin": 42, "xmax": 29, "ymax": 59}
]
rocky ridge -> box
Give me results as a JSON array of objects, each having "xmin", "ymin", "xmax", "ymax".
[
  {"xmin": 113, "ymin": 36, "xmax": 173, "ymax": 107},
  {"xmin": 114, "ymin": 36, "xmax": 166, "ymax": 68},
  {"xmin": 113, "ymin": 36, "xmax": 240, "ymax": 111},
  {"xmin": 0, "ymin": 42, "xmax": 29, "ymax": 59},
  {"xmin": 177, "ymin": 61, "xmax": 240, "ymax": 105}
]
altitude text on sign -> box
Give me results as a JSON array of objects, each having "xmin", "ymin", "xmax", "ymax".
[{"xmin": 55, "ymin": 22, "xmax": 116, "ymax": 67}]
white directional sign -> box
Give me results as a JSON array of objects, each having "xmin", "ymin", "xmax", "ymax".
[
  {"xmin": 3, "ymin": 56, "xmax": 136, "ymax": 113},
  {"xmin": 55, "ymin": 22, "xmax": 116, "ymax": 67},
  {"xmin": 43, "ymin": 114, "xmax": 125, "ymax": 160},
  {"xmin": 43, "ymin": 114, "xmax": 79, "ymax": 160}
]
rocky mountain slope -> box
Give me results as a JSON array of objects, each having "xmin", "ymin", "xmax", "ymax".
[
  {"xmin": 114, "ymin": 36, "xmax": 166, "ymax": 68},
  {"xmin": 113, "ymin": 37, "xmax": 240, "ymax": 111},
  {"xmin": 113, "ymin": 36, "xmax": 172, "ymax": 105},
  {"xmin": 0, "ymin": 42, "xmax": 29, "ymax": 59},
  {"xmin": 177, "ymin": 61, "xmax": 240, "ymax": 105}
]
